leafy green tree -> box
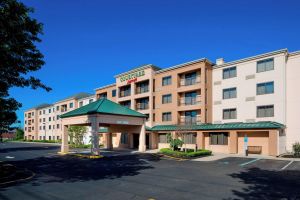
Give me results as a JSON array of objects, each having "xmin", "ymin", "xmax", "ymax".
[
  {"xmin": 0, "ymin": 0, "xmax": 51, "ymax": 137},
  {"xmin": 68, "ymin": 126, "xmax": 87, "ymax": 147},
  {"xmin": 16, "ymin": 128, "xmax": 24, "ymax": 140}
]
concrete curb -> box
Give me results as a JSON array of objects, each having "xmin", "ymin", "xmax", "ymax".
[{"xmin": 9, "ymin": 141, "xmax": 60, "ymax": 145}]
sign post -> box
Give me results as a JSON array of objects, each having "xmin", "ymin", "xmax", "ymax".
[{"xmin": 244, "ymin": 135, "xmax": 248, "ymax": 156}]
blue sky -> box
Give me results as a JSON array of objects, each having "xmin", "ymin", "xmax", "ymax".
[{"xmin": 11, "ymin": 0, "xmax": 300, "ymax": 127}]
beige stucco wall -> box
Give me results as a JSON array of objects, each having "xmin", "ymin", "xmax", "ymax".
[
  {"xmin": 154, "ymin": 60, "xmax": 212, "ymax": 125},
  {"xmin": 286, "ymin": 52, "xmax": 300, "ymax": 151}
]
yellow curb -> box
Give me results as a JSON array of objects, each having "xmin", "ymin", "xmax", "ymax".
[
  {"xmin": 0, "ymin": 167, "xmax": 35, "ymax": 185},
  {"xmin": 57, "ymin": 152, "xmax": 68, "ymax": 155}
]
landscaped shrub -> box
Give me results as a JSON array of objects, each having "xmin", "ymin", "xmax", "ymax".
[
  {"xmin": 293, "ymin": 142, "xmax": 300, "ymax": 156},
  {"xmin": 159, "ymin": 148, "xmax": 212, "ymax": 158},
  {"xmin": 23, "ymin": 139, "xmax": 60, "ymax": 143},
  {"xmin": 69, "ymin": 144, "xmax": 91, "ymax": 149}
]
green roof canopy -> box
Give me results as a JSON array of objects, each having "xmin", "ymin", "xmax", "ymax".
[
  {"xmin": 60, "ymin": 98, "xmax": 146, "ymax": 119},
  {"xmin": 148, "ymin": 121, "xmax": 284, "ymax": 131}
]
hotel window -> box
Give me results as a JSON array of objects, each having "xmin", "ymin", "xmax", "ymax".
[
  {"xmin": 25, "ymin": 120, "xmax": 27, "ymax": 124},
  {"xmin": 119, "ymin": 85, "xmax": 131, "ymax": 97},
  {"xmin": 158, "ymin": 133, "xmax": 169, "ymax": 143},
  {"xmin": 79, "ymin": 101, "xmax": 83, "ymax": 107},
  {"xmin": 69, "ymin": 102, "xmax": 74, "ymax": 108},
  {"xmin": 112, "ymin": 89, "xmax": 116, "ymax": 97},
  {"xmin": 39, "ymin": 111, "xmax": 42, "ymax": 115},
  {"xmin": 43, "ymin": 126, "xmax": 45, "ymax": 130},
  {"xmin": 53, "ymin": 125, "xmax": 55, "ymax": 129},
  {"xmin": 57, "ymin": 124, "xmax": 60, "ymax": 129},
  {"xmin": 121, "ymin": 133, "xmax": 128, "ymax": 144},
  {"xmin": 57, "ymin": 115, "xmax": 60, "ymax": 120},
  {"xmin": 49, "ymin": 108, "xmax": 51, "ymax": 113},
  {"xmin": 223, "ymin": 87, "xmax": 237, "ymax": 99},
  {"xmin": 136, "ymin": 80, "xmax": 149, "ymax": 94},
  {"xmin": 120, "ymin": 100, "xmax": 131, "ymax": 108},
  {"xmin": 56, "ymin": 106, "xmax": 59, "ymax": 111},
  {"xmin": 53, "ymin": 116, "xmax": 55, "ymax": 121},
  {"xmin": 89, "ymin": 99, "xmax": 93, "ymax": 103},
  {"xmin": 39, "ymin": 119, "xmax": 41, "ymax": 123},
  {"xmin": 32, "ymin": 127, "xmax": 34, "ymax": 130},
  {"xmin": 43, "ymin": 118, "xmax": 45, "ymax": 122},
  {"xmin": 49, "ymin": 117, "xmax": 51, "ymax": 121},
  {"xmin": 25, "ymin": 127, "xmax": 27, "ymax": 131},
  {"xmin": 210, "ymin": 133, "xmax": 228, "ymax": 145},
  {"xmin": 57, "ymin": 136, "xmax": 60, "ymax": 140},
  {"xmin": 53, "ymin": 108, "xmax": 55, "ymax": 112},
  {"xmin": 162, "ymin": 76, "xmax": 172, "ymax": 86},
  {"xmin": 43, "ymin": 110, "xmax": 45, "ymax": 114},
  {"xmin": 49, "ymin": 125, "xmax": 51, "ymax": 130},
  {"xmin": 32, "ymin": 112, "xmax": 34, "ymax": 116},
  {"xmin": 162, "ymin": 94, "xmax": 172, "ymax": 104},
  {"xmin": 183, "ymin": 133, "xmax": 197, "ymax": 144},
  {"xmin": 25, "ymin": 113, "xmax": 27, "ymax": 117},
  {"xmin": 184, "ymin": 91, "xmax": 198, "ymax": 105},
  {"xmin": 184, "ymin": 110, "xmax": 198, "ymax": 124},
  {"xmin": 223, "ymin": 67, "xmax": 236, "ymax": 79},
  {"xmin": 223, "ymin": 108, "xmax": 237, "ymax": 119},
  {"xmin": 184, "ymin": 72, "xmax": 197, "ymax": 86},
  {"xmin": 257, "ymin": 105, "xmax": 274, "ymax": 118},
  {"xmin": 136, "ymin": 98, "xmax": 149, "ymax": 110},
  {"xmin": 257, "ymin": 58, "xmax": 274, "ymax": 73},
  {"xmin": 162, "ymin": 112, "xmax": 172, "ymax": 121},
  {"xmin": 257, "ymin": 81, "xmax": 274, "ymax": 95}
]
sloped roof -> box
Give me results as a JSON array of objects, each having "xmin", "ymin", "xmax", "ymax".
[
  {"xmin": 148, "ymin": 121, "xmax": 284, "ymax": 131},
  {"xmin": 26, "ymin": 103, "xmax": 53, "ymax": 111},
  {"xmin": 60, "ymin": 98, "xmax": 146, "ymax": 119}
]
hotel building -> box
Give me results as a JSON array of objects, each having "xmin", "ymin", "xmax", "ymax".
[{"xmin": 24, "ymin": 48, "xmax": 300, "ymax": 156}]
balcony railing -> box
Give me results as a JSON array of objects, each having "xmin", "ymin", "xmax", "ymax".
[
  {"xmin": 119, "ymin": 91, "xmax": 131, "ymax": 98},
  {"xmin": 179, "ymin": 96, "xmax": 201, "ymax": 106},
  {"xmin": 136, "ymin": 103, "xmax": 149, "ymax": 110},
  {"xmin": 180, "ymin": 77, "xmax": 201, "ymax": 86},
  {"xmin": 179, "ymin": 116, "xmax": 201, "ymax": 125},
  {"xmin": 135, "ymin": 87, "xmax": 149, "ymax": 94}
]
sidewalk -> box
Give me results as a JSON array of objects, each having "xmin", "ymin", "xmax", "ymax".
[{"xmin": 192, "ymin": 152, "xmax": 300, "ymax": 162}]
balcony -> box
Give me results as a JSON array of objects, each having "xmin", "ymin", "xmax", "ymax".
[
  {"xmin": 179, "ymin": 96, "xmax": 201, "ymax": 106},
  {"xmin": 180, "ymin": 77, "xmax": 200, "ymax": 86},
  {"xmin": 179, "ymin": 116, "xmax": 201, "ymax": 125},
  {"xmin": 135, "ymin": 87, "xmax": 149, "ymax": 95},
  {"xmin": 136, "ymin": 103, "xmax": 149, "ymax": 110}
]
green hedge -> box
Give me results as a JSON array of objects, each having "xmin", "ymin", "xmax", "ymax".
[
  {"xmin": 23, "ymin": 139, "xmax": 60, "ymax": 143},
  {"xmin": 159, "ymin": 148, "xmax": 212, "ymax": 158},
  {"xmin": 69, "ymin": 144, "xmax": 91, "ymax": 149}
]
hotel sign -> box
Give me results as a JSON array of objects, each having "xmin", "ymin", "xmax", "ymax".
[{"xmin": 120, "ymin": 70, "xmax": 145, "ymax": 84}]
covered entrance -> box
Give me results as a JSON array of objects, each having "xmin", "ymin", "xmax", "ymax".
[
  {"xmin": 132, "ymin": 133, "xmax": 150, "ymax": 149},
  {"xmin": 60, "ymin": 98, "xmax": 147, "ymax": 155}
]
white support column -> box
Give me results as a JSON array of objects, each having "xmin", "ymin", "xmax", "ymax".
[
  {"xmin": 60, "ymin": 125, "xmax": 69, "ymax": 154},
  {"xmin": 91, "ymin": 120, "xmax": 99, "ymax": 155},
  {"xmin": 139, "ymin": 124, "xmax": 146, "ymax": 152}
]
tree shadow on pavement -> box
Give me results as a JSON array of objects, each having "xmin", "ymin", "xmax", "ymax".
[
  {"xmin": 224, "ymin": 167, "xmax": 300, "ymax": 200},
  {"xmin": 0, "ymin": 146, "xmax": 60, "ymax": 153},
  {"xmin": 0, "ymin": 153, "xmax": 158, "ymax": 189}
]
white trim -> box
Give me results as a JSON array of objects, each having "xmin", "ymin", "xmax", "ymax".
[
  {"xmin": 213, "ymin": 49, "xmax": 288, "ymax": 69},
  {"xmin": 156, "ymin": 58, "xmax": 211, "ymax": 74},
  {"xmin": 114, "ymin": 64, "xmax": 160, "ymax": 78},
  {"xmin": 94, "ymin": 83, "xmax": 116, "ymax": 91}
]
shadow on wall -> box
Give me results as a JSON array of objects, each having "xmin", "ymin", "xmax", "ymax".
[
  {"xmin": 224, "ymin": 167, "xmax": 300, "ymax": 200},
  {"xmin": 0, "ymin": 153, "xmax": 158, "ymax": 189}
]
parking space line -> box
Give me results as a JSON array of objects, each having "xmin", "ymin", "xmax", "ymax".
[
  {"xmin": 239, "ymin": 158, "xmax": 261, "ymax": 167},
  {"xmin": 280, "ymin": 160, "xmax": 294, "ymax": 171}
]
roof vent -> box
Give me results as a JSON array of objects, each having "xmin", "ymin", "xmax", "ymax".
[{"xmin": 216, "ymin": 58, "xmax": 224, "ymax": 65}]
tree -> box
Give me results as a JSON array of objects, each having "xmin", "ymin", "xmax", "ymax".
[
  {"xmin": 68, "ymin": 126, "xmax": 87, "ymax": 147},
  {"xmin": 15, "ymin": 128, "xmax": 24, "ymax": 140},
  {"xmin": 0, "ymin": 0, "xmax": 51, "ymax": 134}
]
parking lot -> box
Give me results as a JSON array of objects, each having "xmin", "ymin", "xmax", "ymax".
[{"xmin": 1, "ymin": 142, "xmax": 300, "ymax": 200}]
